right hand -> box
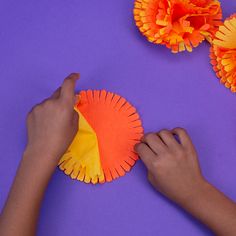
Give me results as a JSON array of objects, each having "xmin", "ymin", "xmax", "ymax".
[{"xmin": 135, "ymin": 128, "xmax": 207, "ymax": 205}]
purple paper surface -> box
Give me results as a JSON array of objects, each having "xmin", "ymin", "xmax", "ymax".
[{"xmin": 1, "ymin": 1, "xmax": 236, "ymax": 235}]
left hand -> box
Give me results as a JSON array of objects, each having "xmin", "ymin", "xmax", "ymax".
[{"xmin": 24, "ymin": 73, "xmax": 79, "ymax": 165}]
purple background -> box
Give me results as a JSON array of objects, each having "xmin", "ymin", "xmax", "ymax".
[{"xmin": 1, "ymin": 1, "xmax": 236, "ymax": 235}]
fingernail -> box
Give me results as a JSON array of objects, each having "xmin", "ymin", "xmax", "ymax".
[
  {"xmin": 69, "ymin": 73, "xmax": 80, "ymax": 80},
  {"xmin": 134, "ymin": 143, "xmax": 139, "ymax": 152},
  {"xmin": 73, "ymin": 73, "xmax": 80, "ymax": 79}
]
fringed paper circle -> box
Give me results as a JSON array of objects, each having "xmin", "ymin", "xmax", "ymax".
[
  {"xmin": 210, "ymin": 14, "xmax": 236, "ymax": 92},
  {"xmin": 59, "ymin": 90, "xmax": 144, "ymax": 184},
  {"xmin": 134, "ymin": 0, "xmax": 222, "ymax": 53}
]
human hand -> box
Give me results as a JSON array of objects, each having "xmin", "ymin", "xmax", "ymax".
[
  {"xmin": 0, "ymin": 74, "xmax": 79, "ymax": 236},
  {"xmin": 24, "ymin": 73, "xmax": 79, "ymax": 166},
  {"xmin": 135, "ymin": 128, "xmax": 206, "ymax": 205}
]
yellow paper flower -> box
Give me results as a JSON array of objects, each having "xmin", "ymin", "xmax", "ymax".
[
  {"xmin": 210, "ymin": 14, "xmax": 236, "ymax": 92},
  {"xmin": 134, "ymin": 0, "xmax": 222, "ymax": 53}
]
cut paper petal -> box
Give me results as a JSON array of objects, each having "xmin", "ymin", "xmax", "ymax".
[
  {"xmin": 59, "ymin": 90, "xmax": 144, "ymax": 184},
  {"xmin": 134, "ymin": 0, "xmax": 222, "ymax": 53},
  {"xmin": 213, "ymin": 14, "xmax": 236, "ymax": 49},
  {"xmin": 210, "ymin": 14, "xmax": 236, "ymax": 93}
]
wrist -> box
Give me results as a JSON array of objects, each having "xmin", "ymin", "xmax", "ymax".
[
  {"xmin": 177, "ymin": 178, "xmax": 211, "ymax": 207},
  {"xmin": 24, "ymin": 146, "xmax": 60, "ymax": 166},
  {"xmin": 179, "ymin": 178, "xmax": 213, "ymax": 210},
  {"xmin": 22, "ymin": 148, "xmax": 59, "ymax": 177}
]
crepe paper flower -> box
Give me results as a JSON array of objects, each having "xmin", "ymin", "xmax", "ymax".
[
  {"xmin": 59, "ymin": 90, "xmax": 144, "ymax": 184},
  {"xmin": 133, "ymin": 0, "xmax": 222, "ymax": 53},
  {"xmin": 210, "ymin": 14, "xmax": 236, "ymax": 92}
]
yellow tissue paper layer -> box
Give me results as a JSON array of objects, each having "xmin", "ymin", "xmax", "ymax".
[{"xmin": 58, "ymin": 110, "xmax": 105, "ymax": 184}]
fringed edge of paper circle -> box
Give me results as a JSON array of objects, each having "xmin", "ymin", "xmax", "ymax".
[{"xmin": 78, "ymin": 90, "xmax": 144, "ymax": 183}]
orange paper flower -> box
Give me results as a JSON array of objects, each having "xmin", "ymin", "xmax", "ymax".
[
  {"xmin": 134, "ymin": 0, "xmax": 222, "ymax": 53},
  {"xmin": 59, "ymin": 90, "xmax": 144, "ymax": 184},
  {"xmin": 210, "ymin": 14, "xmax": 236, "ymax": 92}
]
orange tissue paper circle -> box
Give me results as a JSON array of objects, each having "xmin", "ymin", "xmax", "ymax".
[
  {"xmin": 210, "ymin": 14, "xmax": 236, "ymax": 92},
  {"xmin": 134, "ymin": 0, "xmax": 222, "ymax": 53},
  {"xmin": 58, "ymin": 90, "xmax": 144, "ymax": 184}
]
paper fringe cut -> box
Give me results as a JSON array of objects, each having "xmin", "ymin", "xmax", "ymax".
[
  {"xmin": 213, "ymin": 14, "xmax": 236, "ymax": 49},
  {"xmin": 59, "ymin": 111, "xmax": 105, "ymax": 184},
  {"xmin": 59, "ymin": 90, "xmax": 144, "ymax": 184},
  {"xmin": 134, "ymin": 0, "xmax": 222, "ymax": 53},
  {"xmin": 210, "ymin": 14, "xmax": 236, "ymax": 92}
]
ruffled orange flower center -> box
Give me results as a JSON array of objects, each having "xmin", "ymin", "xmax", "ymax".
[{"xmin": 134, "ymin": 0, "xmax": 222, "ymax": 53}]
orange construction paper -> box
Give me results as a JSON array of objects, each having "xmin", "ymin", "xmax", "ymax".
[
  {"xmin": 59, "ymin": 90, "xmax": 143, "ymax": 184},
  {"xmin": 134, "ymin": 0, "xmax": 222, "ymax": 53},
  {"xmin": 210, "ymin": 14, "xmax": 236, "ymax": 92},
  {"xmin": 78, "ymin": 90, "xmax": 144, "ymax": 182}
]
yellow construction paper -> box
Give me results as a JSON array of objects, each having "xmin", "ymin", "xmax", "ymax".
[{"xmin": 58, "ymin": 110, "xmax": 104, "ymax": 184}]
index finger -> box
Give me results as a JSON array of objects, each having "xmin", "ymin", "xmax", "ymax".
[
  {"xmin": 60, "ymin": 73, "xmax": 80, "ymax": 103},
  {"xmin": 134, "ymin": 142, "xmax": 157, "ymax": 170}
]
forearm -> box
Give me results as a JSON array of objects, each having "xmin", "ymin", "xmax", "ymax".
[
  {"xmin": 0, "ymin": 74, "xmax": 78, "ymax": 236},
  {"xmin": 179, "ymin": 181, "xmax": 236, "ymax": 235},
  {"xmin": 0, "ymin": 153, "xmax": 56, "ymax": 236}
]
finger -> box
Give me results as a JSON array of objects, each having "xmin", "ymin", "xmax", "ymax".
[
  {"xmin": 51, "ymin": 87, "xmax": 61, "ymax": 99},
  {"xmin": 60, "ymin": 73, "xmax": 80, "ymax": 103},
  {"xmin": 134, "ymin": 143, "xmax": 157, "ymax": 170},
  {"xmin": 142, "ymin": 133, "xmax": 166, "ymax": 155},
  {"xmin": 158, "ymin": 129, "xmax": 180, "ymax": 149},
  {"xmin": 73, "ymin": 111, "xmax": 79, "ymax": 130},
  {"xmin": 172, "ymin": 128, "xmax": 193, "ymax": 149}
]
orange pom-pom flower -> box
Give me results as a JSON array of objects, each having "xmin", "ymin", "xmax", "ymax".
[
  {"xmin": 210, "ymin": 14, "xmax": 236, "ymax": 92},
  {"xmin": 134, "ymin": 0, "xmax": 222, "ymax": 53}
]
